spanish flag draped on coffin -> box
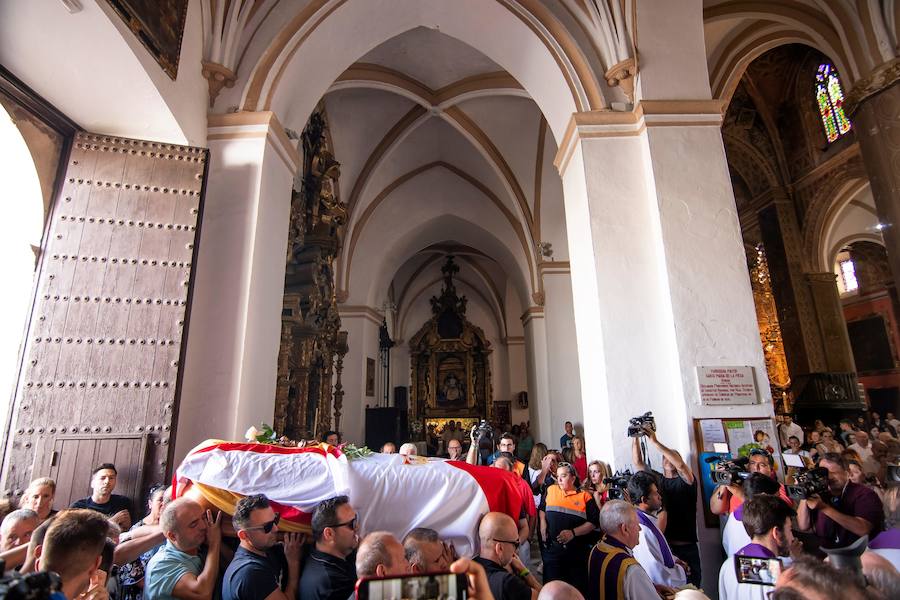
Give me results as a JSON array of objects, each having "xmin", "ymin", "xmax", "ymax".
[{"xmin": 173, "ymin": 440, "xmax": 527, "ymax": 554}]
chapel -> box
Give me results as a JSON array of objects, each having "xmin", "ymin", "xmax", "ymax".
[{"xmin": 0, "ymin": 0, "xmax": 898, "ymax": 588}]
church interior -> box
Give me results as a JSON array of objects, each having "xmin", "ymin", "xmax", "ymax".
[{"xmin": 0, "ymin": 0, "xmax": 898, "ymax": 593}]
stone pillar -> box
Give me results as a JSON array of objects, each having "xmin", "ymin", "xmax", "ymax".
[
  {"xmin": 522, "ymin": 309, "xmax": 551, "ymax": 446},
  {"xmin": 806, "ymin": 273, "xmax": 856, "ymax": 373},
  {"xmin": 176, "ymin": 111, "xmax": 297, "ymax": 461},
  {"xmin": 338, "ymin": 306, "xmax": 382, "ymax": 445},
  {"xmin": 757, "ymin": 198, "xmax": 827, "ymax": 375},
  {"xmin": 849, "ymin": 69, "xmax": 900, "ymax": 288},
  {"xmin": 541, "ymin": 264, "xmax": 584, "ymax": 438}
]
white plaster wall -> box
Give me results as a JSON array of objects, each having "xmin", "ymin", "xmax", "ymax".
[
  {"xmin": 507, "ymin": 341, "xmax": 529, "ymax": 427},
  {"xmin": 0, "ymin": 0, "xmax": 207, "ymax": 145},
  {"xmin": 634, "ymin": 0, "xmax": 712, "ymax": 101},
  {"xmin": 524, "ymin": 315, "xmax": 552, "ymax": 445},
  {"xmin": 543, "ymin": 272, "xmax": 584, "ymax": 440},
  {"xmin": 176, "ymin": 129, "xmax": 293, "ymax": 462},
  {"xmin": 339, "ymin": 313, "xmax": 382, "ymax": 445},
  {"xmin": 539, "ymin": 131, "xmax": 569, "ymax": 261}
]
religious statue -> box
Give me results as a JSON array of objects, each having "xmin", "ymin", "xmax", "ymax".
[{"xmin": 439, "ymin": 371, "xmax": 465, "ymax": 405}]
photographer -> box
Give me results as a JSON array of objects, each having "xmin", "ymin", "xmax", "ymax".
[
  {"xmin": 795, "ymin": 452, "xmax": 884, "ymax": 549},
  {"xmin": 710, "ymin": 449, "xmax": 793, "ymax": 516},
  {"xmin": 631, "ymin": 424, "xmax": 701, "ymax": 586}
]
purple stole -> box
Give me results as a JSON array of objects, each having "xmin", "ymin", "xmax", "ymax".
[
  {"xmin": 637, "ymin": 510, "xmax": 675, "ymax": 568},
  {"xmin": 870, "ymin": 528, "xmax": 900, "ymax": 550},
  {"xmin": 736, "ymin": 543, "xmax": 776, "ymax": 558},
  {"xmin": 588, "ymin": 535, "xmax": 639, "ymax": 600},
  {"xmin": 733, "ymin": 504, "xmax": 744, "ymax": 521}
]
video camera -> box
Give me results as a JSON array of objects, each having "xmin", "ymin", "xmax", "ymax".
[
  {"xmin": 627, "ymin": 412, "xmax": 656, "ymax": 438},
  {"xmin": 786, "ymin": 467, "xmax": 829, "ymax": 501},
  {"xmin": 705, "ymin": 455, "xmax": 750, "ymax": 486},
  {"xmin": 0, "ymin": 560, "xmax": 64, "ymax": 600},
  {"xmin": 603, "ymin": 469, "xmax": 633, "ymax": 500}
]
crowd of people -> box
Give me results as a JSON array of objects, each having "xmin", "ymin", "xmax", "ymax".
[{"xmin": 0, "ymin": 412, "xmax": 898, "ymax": 600}]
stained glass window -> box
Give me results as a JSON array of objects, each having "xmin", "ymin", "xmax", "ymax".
[
  {"xmin": 816, "ymin": 63, "xmax": 851, "ymax": 143},
  {"xmin": 839, "ymin": 258, "xmax": 858, "ymax": 292}
]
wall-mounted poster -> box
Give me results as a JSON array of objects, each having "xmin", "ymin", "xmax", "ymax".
[{"xmin": 366, "ymin": 358, "xmax": 375, "ymax": 397}]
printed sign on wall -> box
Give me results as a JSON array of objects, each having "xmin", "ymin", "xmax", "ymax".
[{"xmin": 697, "ymin": 366, "xmax": 758, "ymax": 405}]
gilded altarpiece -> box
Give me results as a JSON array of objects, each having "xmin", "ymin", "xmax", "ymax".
[
  {"xmin": 274, "ymin": 110, "xmax": 347, "ymax": 440},
  {"xmin": 750, "ymin": 243, "xmax": 791, "ymax": 411},
  {"xmin": 409, "ymin": 258, "xmax": 492, "ymax": 436}
]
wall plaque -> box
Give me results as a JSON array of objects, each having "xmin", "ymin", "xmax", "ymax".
[{"xmin": 697, "ymin": 366, "xmax": 758, "ymax": 405}]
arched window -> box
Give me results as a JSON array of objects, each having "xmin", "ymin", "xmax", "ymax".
[{"xmin": 815, "ymin": 63, "xmax": 851, "ymax": 143}]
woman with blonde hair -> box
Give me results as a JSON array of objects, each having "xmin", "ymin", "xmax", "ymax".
[
  {"xmin": 582, "ymin": 460, "xmax": 611, "ymax": 508},
  {"xmin": 19, "ymin": 477, "xmax": 56, "ymax": 523}
]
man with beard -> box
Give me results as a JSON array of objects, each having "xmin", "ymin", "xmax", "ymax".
[
  {"xmin": 223, "ymin": 494, "xmax": 303, "ymax": 600},
  {"xmin": 299, "ymin": 496, "xmax": 360, "ymax": 600},
  {"xmin": 718, "ymin": 494, "xmax": 795, "ymax": 600},
  {"xmin": 71, "ymin": 463, "xmax": 133, "ymax": 529}
]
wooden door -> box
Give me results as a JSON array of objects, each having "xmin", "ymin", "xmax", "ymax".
[
  {"xmin": 2, "ymin": 132, "xmax": 207, "ymax": 505},
  {"xmin": 46, "ymin": 434, "xmax": 148, "ymax": 511}
]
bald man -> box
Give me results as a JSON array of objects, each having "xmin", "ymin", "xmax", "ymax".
[
  {"xmin": 537, "ymin": 581, "xmax": 584, "ymax": 600},
  {"xmin": 356, "ymin": 531, "xmax": 409, "ymax": 578},
  {"xmin": 474, "ymin": 512, "xmax": 541, "ymax": 600}
]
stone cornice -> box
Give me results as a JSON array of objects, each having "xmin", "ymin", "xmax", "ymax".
[{"xmin": 845, "ymin": 58, "xmax": 900, "ymax": 117}]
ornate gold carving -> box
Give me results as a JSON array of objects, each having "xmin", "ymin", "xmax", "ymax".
[
  {"xmin": 409, "ymin": 258, "xmax": 494, "ymax": 435},
  {"xmin": 845, "ymin": 58, "xmax": 900, "ymax": 117},
  {"xmin": 604, "ymin": 57, "xmax": 637, "ymax": 103},
  {"xmin": 201, "ymin": 61, "xmax": 237, "ymax": 108},
  {"xmin": 274, "ymin": 108, "xmax": 346, "ymax": 440}
]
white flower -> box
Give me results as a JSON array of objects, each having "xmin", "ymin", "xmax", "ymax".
[{"xmin": 245, "ymin": 426, "xmax": 260, "ymax": 441}]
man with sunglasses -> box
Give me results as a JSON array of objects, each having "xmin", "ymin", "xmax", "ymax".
[
  {"xmin": 223, "ymin": 494, "xmax": 303, "ymax": 600},
  {"xmin": 299, "ymin": 495, "xmax": 359, "ymax": 600},
  {"xmin": 474, "ymin": 512, "xmax": 541, "ymax": 600}
]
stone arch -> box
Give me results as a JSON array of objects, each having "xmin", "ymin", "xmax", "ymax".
[
  {"xmin": 238, "ymin": 0, "xmax": 604, "ymax": 144},
  {"xmin": 802, "ymin": 166, "xmax": 871, "ymax": 271}
]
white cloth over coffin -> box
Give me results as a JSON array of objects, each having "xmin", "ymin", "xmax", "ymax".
[
  {"xmin": 632, "ymin": 511, "xmax": 687, "ymax": 588},
  {"xmin": 178, "ymin": 449, "xmax": 490, "ymax": 555}
]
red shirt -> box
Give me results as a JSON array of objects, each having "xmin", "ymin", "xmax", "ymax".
[{"xmin": 573, "ymin": 454, "xmax": 588, "ymax": 482}]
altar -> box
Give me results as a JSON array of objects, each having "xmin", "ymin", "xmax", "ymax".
[{"xmin": 408, "ymin": 258, "xmax": 493, "ymax": 438}]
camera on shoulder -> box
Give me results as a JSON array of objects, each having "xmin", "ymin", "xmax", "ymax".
[
  {"xmin": 603, "ymin": 469, "xmax": 634, "ymax": 500},
  {"xmin": 627, "ymin": 412, "xmax": 656, "ymax": 438},
  {"xmin": 786, "ymin": 467, "xmax": 829, "ymax": 501},
  {"xmin": 705, "ymin": 455, "xmax": 751, "ymax": 486}
]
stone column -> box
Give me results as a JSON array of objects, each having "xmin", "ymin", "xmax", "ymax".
[
  {"xmin": 522, "ymin": 309, "xmax": 551, "ymax": 445},
  {"xmin": 541, "ymin": 264, "xmax": 584, "ymax": 438},
  {"xmin": 338, "ymin": 305, "xmax": 382, "ymax": 445},
  {"xmin": 757, "ymin": 198, "xmax": 827, "ymax": 375},
  {"xmin": 848, "ymin": 65, "xmax": 900, "ymax": 288},
  {"xmin": 176, "ymin": 111, "xmax": 297, "ymax": 461},
  {"xmin": 806, "ymin": 273, "xmax": 856, "ymax": 373}
]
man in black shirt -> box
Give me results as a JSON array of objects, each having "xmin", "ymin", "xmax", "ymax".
[
  {"xmin": 70, "ymin": 463, "xmax": 133, "ymax": 529},
  {"xmin": 633, "ymin": 425, "xmax": 700, "ymax": 586},
  {"xmin": 298, "ymin": 495, "xmax": 359, "ymax": 600},
  {"xmin": 223, "ymin": 494, "xmax": 302, "ymax": 600},
  {"xmin": 473, "ymin": 512, "xmax": 541, "ymax": 600}
]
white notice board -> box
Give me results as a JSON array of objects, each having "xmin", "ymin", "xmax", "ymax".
[{"xmin": 697, "ymin": 366, "xmax": 758, "ymax": 405}]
